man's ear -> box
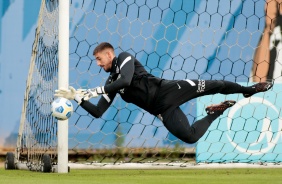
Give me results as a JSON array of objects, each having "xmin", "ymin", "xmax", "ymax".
[
  {"xmin": 106, "ymin": 51, "xmax": 111, "ymax": 58},
  {"xmin": 106, "ymin": 49, "xmax": 114, "ymax": 60}
]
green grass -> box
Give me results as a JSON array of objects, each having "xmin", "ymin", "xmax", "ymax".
[{"xmin": 1, "ymin": 168, "xmax": 282, "ymax": 184}]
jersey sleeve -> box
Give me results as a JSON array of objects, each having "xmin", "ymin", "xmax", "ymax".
[
  {"xmin": 80, "ymin": 93, "xmax": 116, "ymax": 118},
  {"xmin": 104, "ymin": 52, "xmax": 134, "ymax": 94},
  {"xmin": 80, "ymin": 77, "xmax": 117, "ymax": 118}
]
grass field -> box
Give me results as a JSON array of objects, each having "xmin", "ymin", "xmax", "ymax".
[{"xmin": 1, "ymin": 168, "xmax": 282, "ymax": 184}]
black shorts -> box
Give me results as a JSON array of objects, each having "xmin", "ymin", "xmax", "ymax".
[{"xmin": 154, "ymin": 79, "xmax": 225, "ymax": 115}]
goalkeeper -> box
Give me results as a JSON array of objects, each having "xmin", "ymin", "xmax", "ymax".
[{"xmin": 55, "ymin": 42, "xmax": 273, "ymax": 144}]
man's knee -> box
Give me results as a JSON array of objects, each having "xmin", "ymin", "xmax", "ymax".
[{"xmin": 181, "ymin": 136, "xmax": 198, "ymax": 144}]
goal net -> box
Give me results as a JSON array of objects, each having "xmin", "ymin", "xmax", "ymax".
[{"xmin": 14, "ymin": 0, "xmax": 282, "ymax": 171}]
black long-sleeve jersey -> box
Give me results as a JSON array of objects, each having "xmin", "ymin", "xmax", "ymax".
[{"xmin": 80, "ymin": 52, "xmax": 163, "ymax": 118}]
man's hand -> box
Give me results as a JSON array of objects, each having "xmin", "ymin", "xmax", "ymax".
[
  {"xmin": 54, "ymin": 86, "xmax": 77, "ymax": 100},
  {"xmin": 79, "ymin": 86, "xmax": 105, "ymax": 101}
]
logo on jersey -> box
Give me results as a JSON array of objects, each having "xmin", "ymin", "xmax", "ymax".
[
  {"xmin": 119, "ymin": 88, "xmax": 125, "ymax": 94},
  {"xmin": 116, "ymin": 66, "xmax": 120, "ymax": 73},
  {"xmin": 197, "ymin": 79, "xmax": 205, "ymax": 93},
  {"xmin": 177, "ymin": 83, "xmax": 181, "ymax": 89}
]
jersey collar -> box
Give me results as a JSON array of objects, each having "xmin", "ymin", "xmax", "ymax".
[{"xmin": 110, "ymin": 57, "xmax": 118, "ymax": 73}]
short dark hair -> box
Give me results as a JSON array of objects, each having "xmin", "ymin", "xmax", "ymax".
[{"xmin": 93, "ymin": 42, "xmax": 114, "ymax": 55}]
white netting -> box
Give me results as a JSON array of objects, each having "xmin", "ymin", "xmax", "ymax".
[{"xmin": 17, "ymin": 0, "xmax": 59, "ymax": 170}]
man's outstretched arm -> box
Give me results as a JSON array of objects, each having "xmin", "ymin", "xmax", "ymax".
[
  {"xmin": 55, "ymin": 83, "xmax": 116, "ymax": 118},
  {"xmin": 79, "ymin": 94, "xmax": 114, "ymax": 118}
]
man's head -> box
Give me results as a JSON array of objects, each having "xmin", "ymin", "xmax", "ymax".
[{"xmin": 93, "ymin": 42, "xmax": 115, "ymax": 72}]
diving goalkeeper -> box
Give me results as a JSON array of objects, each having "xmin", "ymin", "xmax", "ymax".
[{"xmin": 55, "ymin": 42, "xmax": 273, "ymax": 144}]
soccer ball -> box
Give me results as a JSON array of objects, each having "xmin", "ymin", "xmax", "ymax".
[{"xmin": 51, "ymin": 97, "xmax": 73, "ymax": 120}]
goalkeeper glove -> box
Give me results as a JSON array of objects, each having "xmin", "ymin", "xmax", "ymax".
[
  {"xmin": 80, "ymin": 86, "xmax": 105, "ymax": 101},
  {"xmin": 54, "ymin": 86, "xmax": 78, "ymax": 100},
  {"xmin": 54, "ymin": 86, "xmax": 85, "ymax": 104}
]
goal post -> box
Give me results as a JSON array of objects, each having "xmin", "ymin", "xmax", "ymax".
[
  {"xmin": 13, "ymin": 0, "xmax": 282, "ymax": 172},
  {"xmin": 58, "ymin": 0, "xmax": 69, "ymax": 173}
]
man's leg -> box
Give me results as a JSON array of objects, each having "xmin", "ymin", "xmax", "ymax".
[
  {"xmin": 156, "ymin": 80, "xmax": 273, "ymax": 111},
  {"xmin": 161, "ymin": 104, "xmax": 234, "ymax": 144}
]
